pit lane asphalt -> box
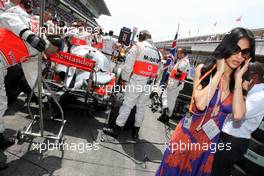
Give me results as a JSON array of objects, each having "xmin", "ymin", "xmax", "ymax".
[{"xmin": 0, "ymin": 94, "xmax": 173, "ymax": 176}]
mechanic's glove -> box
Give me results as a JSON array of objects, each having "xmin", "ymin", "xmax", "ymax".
[
  {"xmin": 26, "ymin": 34, "xmax": 46, "ymax": 52},
  {"xmin": 47, "ymin": 35, "xmax": 62, "ymax": 47},
  {"xmin": 47, "ymin": 35, "xmax": 63, "ymax": 50}
]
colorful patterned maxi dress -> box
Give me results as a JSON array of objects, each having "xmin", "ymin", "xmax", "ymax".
[{"xmin": 156, "ymin": 88, "xmax": 233, "ymax": 176}]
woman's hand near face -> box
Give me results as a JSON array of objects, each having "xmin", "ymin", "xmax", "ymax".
[
  {"xmin": 232, "ymin": 58, "xmax": 251, "ymax": 120},
  {"xmin": 235, "ymin": 58, "xmax": 252, "ymax": 81}
]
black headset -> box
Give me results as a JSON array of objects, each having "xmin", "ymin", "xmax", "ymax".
[
  {"xmin": 20, "ymin": 0, "xmax": 32, "ymax": 10},
  {"xmin": 138, "ymin": 30, "xmax": 151, "ymax": 41},
  {"xmin": 138, "ymin": 32, "xmax": 146, "ymax": 41}
]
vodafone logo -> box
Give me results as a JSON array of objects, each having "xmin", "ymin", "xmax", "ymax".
[{"xmin": 148, "ymin": 65, "xmax": 153, "ymax": 71}]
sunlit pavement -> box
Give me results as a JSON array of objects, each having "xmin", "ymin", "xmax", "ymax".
[
  {"xmin": 0, "ymin": 94, "xmax": 255, "ymax": 176},
  {"xmin": 0, "ymin": 95, "xmax": 171, "ymax": 176}
]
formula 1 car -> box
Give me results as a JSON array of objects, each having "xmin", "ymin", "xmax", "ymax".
[{"xmin": 45, "ymin": 45, "xmax": 121, "ymax": 115}]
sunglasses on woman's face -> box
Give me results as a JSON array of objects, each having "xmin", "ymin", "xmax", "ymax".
[{"xmin": 233, "ymin": 45, "xmax": 251, "ymax": 59}]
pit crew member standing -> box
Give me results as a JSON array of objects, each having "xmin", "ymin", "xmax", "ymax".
[
  {"xmin": 103, "ymin": 30, "xmax": 160, "ymax": 139},
  {"xmin": 158, "ymin": 48, "xmax": 190, "ymax": 122}
]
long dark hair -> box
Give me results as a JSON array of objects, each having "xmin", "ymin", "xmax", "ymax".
[{"xmin": 200, "ymin": 27, "xmax": 255, "ymax": 92}]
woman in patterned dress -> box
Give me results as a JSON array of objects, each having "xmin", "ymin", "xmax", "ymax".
[{"xmin": 156, "ymin": 27, "xmax": 255, "ymax": 176}]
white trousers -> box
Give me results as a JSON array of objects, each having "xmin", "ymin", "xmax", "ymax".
[{"xmin": 115, "ymin": 78, "xmax": 150, "ymax": 127}]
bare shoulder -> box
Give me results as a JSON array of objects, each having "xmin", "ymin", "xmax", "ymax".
[
  {"xmin": 195, "ymin": 64, "xmax": 204, "ymax": 71},
  {"xmin": 194, "ymin": 64, "xmax": 204, "ymax": 77}
]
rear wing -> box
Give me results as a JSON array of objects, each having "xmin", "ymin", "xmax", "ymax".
[{"xmin": 48, "ymin": 52, "xmax": 96, "ymax": 72}]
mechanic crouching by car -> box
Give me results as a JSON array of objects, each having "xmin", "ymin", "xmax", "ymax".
[
  {"xmin": 0, "ymin": 0, "xmax": 46, "ymax": 149},
  {"xmin": 158, "ymin": 48, "xmax": 190, "ymax": 122},
  {"xmin": 0, "ymin": 0, "xmax": 48, "ymax": 147},
  {"xmin": 0, "ymin": 1, "xmax": 61, "ymax": 170},
  {"xmin": 103, "ymin": 30, "xmax": 160, "ymax": 139}
]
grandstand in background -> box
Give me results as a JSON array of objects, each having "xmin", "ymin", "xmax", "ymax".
[
  {"xmin": 32, "ymin": 0, "xmax": 110, "ymax": 27},
  {"xmin": 155, "ymin": 28, "xmax": 264, "ymax": 58},
  {"xmin": 156, "ymin": 28, "xmax": 264, "ymax": 44}
]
